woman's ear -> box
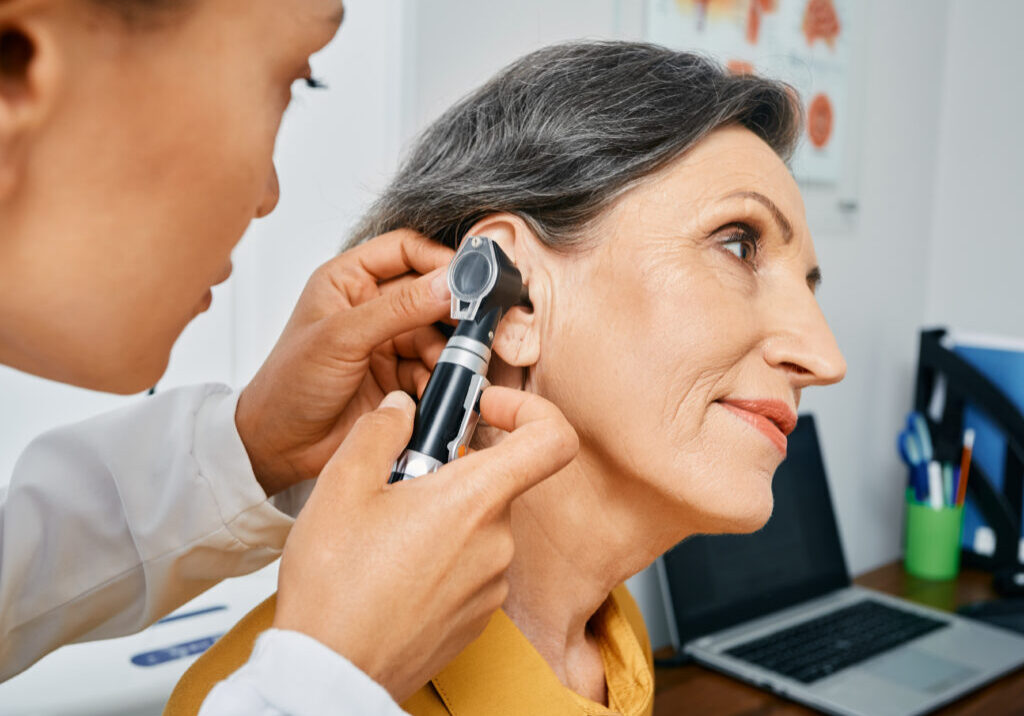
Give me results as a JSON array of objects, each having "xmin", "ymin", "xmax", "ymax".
[
  {"xmin": 0, "ymin": 7, "xmax": 61, "ymax": 199},
  {"xmin": 464, "ymin": 213, "xmax": 542, "ymax": 368}
]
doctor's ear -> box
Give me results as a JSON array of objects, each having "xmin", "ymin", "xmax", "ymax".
[
  {"xmin": 0, "ymin": 13, "xmax": 60, "ymax": 199},
  {"xmin": 465, "ymin": 213, "xmax": 544, "ymax": 368}
]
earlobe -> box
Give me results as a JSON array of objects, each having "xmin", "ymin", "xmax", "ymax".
[{"xmin": 492, "ymin": 304, "xmax": 540, "ymax": 367}]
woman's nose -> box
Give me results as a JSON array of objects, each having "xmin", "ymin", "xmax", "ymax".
[
  {"xmin": 762, "ymin": 286, "xmax": 847, "ymax": 388},
  {"xmin": 255, "ymin": 164, "xmax": 280, "ymax": 218}
]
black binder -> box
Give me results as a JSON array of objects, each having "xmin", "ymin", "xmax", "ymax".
[{"xmin": 913, "ymin": 328, "xmax": 1024, "ymax": 570}]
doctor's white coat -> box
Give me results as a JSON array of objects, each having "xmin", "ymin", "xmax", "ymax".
[{"xmin": 0, "ymin": 384, "xmax": 405, "ymax": 715}]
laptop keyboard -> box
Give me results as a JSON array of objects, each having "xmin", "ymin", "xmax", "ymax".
[{"xmin": 724, "ymin": 600, "xmax": 950, "ymax": 684}]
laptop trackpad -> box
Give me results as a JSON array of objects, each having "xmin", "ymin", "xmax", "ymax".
[{"xmin": 862, "ymin": 648, "xmax": 978, "ymax": 694}]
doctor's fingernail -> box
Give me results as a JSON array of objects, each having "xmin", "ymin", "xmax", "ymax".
[
  {"xmin": 429, "ymin": 268, "xmax": 450, "ymax": 301},
  {"xmin": 380, "ymin": 391, "xmax": 412, "ymax": 410}
]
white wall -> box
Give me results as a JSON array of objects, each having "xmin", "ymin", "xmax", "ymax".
[
  {"xmin": 401, "ymin": 0, "xmax": 626, "ymax": 143},
  {"xmin": 924, "ymin": 0, "xmax": 1024, "ymax": 337}
]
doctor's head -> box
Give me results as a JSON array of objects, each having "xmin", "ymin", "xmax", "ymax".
[
  {"xmin": 0, "ymin": 0, "xmax": 343, "ymax": 392},
  {"xmin": 354, "ymin": 42, "xmax": 847, "ymax": 539}
]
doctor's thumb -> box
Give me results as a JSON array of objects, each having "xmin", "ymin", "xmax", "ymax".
[{"xmin": 321, "ymin": 390, "xmax": 416, "ymax": 491}]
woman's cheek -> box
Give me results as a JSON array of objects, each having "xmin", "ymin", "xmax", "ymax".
[{"xmin": 661, "ymin": 370, "xmax": 718, "ymax": 459}]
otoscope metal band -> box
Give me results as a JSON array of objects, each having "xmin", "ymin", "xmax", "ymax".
[
  {"xmin": 391, "ymin": 450, "xmax": 443, "ymax": 481},
  {"xmin": 443, "ymin": 336, "xmax": 492, "ymax": 363},
  {"xmin": 437, "ymin": 344, "xmax": 490, "ymax": 374}
]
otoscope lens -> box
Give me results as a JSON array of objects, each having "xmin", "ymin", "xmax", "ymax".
[{"xmin": 451, "ymin": 252, "xmax": 492, "ymax": 297}]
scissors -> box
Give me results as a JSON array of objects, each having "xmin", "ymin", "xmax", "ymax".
[{"xmin": 898, "ymin": 412, "xmax": 933, "ymax": 502}]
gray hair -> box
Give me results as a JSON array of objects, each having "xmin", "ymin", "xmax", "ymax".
[{"xmin": 350, "ymin": 40, "xmax": 802, "ymax": 251}]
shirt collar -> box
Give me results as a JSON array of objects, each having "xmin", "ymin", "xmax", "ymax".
[{"xmin": 431, "ymin": 585, "xmax": 653, "ymax": 716}]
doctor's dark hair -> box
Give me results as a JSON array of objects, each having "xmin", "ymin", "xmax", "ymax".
[{"xmin": 350, "ymin": 41, "xmax": 802, "ymax": 251}]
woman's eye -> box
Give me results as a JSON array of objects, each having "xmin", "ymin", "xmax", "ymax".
[
  {"xmin": 722, "ymin": 238, "xmax": 754, "ymax": 261},
  {"xmin": 719, "ymin": 225, "xmax": 760, "ymax": 264}
]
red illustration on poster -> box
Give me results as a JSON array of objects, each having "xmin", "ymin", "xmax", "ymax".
[
  {"xmin": 651, "ymin": 0, "xmax": 852, "ymax": 184},
  {"xmin": 802, "ymin": 0, "xmax": 840, "ymax": 48},
  {"xmin": 807, "ymin": 93, "xmax": 834, "ymax": 149}
]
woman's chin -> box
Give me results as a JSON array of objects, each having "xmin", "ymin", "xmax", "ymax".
[
  {"xmin": 691, "ymin": 476, "xmax": 776, "ymax": 535},
  {"xmin": 726, "ymin": 499, "xmax": 775, "ymax": 533}
]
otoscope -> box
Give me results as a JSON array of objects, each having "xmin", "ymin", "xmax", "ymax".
[{"xmin": 389, "ymin": 235, "xmax": 530, "ymax": 483}]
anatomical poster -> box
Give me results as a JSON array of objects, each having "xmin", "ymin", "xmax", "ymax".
[{"xmin": 646, "ymin": 0, "xmax": 851, "ymax": 185}]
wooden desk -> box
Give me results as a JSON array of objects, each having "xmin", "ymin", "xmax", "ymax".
[{"xmin": 654, "ymin": 561, "xmax": 1024, "ymax": 715}]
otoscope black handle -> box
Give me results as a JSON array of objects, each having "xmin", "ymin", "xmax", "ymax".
[{"xmin": 388, "ymin": 340, "xmax": 489, "ymax": 483}]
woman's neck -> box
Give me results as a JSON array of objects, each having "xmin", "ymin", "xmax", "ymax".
[{"xmin": 500, "ymin": 445, "xmax": 692, "ymax": 702}]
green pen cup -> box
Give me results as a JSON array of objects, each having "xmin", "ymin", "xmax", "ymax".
[{"xmin": 904, "ymin": 490, "xmax": 965, "ymax": 580}]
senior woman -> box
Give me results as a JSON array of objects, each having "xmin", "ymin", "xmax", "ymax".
[{"xmin": 168, "ymin": 41, "xmax": 846, "ymax": 715}]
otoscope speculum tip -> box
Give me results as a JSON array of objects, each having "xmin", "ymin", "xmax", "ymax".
[{"xmin": 448, "ymin": 235, "xmax": 529, "ymax": 323}]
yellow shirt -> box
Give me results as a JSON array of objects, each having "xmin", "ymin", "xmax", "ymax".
[{"xmin": 165, "ymin": 584, "xmax": 654, "ymax": 716}]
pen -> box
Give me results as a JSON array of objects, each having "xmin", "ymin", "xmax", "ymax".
[
  {"xmin": 899, "ymin": 429, "xmax": 927, "ymax": 502},
  {"xmin": 927, "ymin": 460, "xmax": 944, "ymax": 510},
  {"xmin": 942, "ymin": 462, "xmax": 954, "ymax": 507},
  {"xmin": 909, "ymin": 412, "xmax": 934, "ymax": 462},
  {"xmin": 955, "ymin": 428, "xmax": 975, "ymax": 506}
]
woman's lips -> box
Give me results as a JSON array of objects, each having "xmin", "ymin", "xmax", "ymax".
[{"xmin": 717, "ymin": 399, "xmax": 797, "ymax": 455}]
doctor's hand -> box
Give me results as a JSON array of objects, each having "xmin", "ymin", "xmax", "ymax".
[
  {"xmin": 235, "ymin": 230, "xmax": 454, "ymax": 496},
  {"xmin": 272, "ymin": 386, "xmax": 579, "ymax": 702}
]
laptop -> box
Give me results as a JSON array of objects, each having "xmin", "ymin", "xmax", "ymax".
[{"xmin": 656, "ymin": 415, "xmax": 1024, "ymax": 716}]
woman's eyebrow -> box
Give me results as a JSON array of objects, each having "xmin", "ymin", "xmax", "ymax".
[{"xmin": 721, "ymin": 190, "xmax": 793, "ymax": 243}]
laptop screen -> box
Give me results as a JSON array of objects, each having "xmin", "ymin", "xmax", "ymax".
[{"xmin": 661, "ymin": 414, "xmax": 850, "ymax": 646}]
